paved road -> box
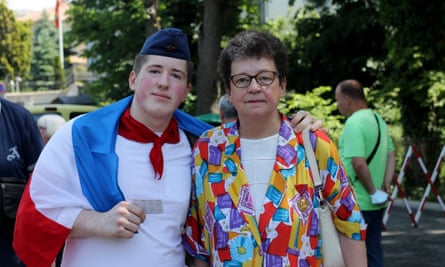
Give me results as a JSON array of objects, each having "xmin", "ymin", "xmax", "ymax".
[{"xmin": 382, "ymin": 199, "xmax": 445, "ymax": 267}]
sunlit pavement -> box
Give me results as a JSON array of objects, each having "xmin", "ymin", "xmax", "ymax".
[{"xmin": 382, "ymin": 199, "xmax": 445, "ymax": 267}]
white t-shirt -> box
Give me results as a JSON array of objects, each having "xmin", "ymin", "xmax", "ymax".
[
  {"xmin": 240, "ymin": 134, "xmax": 278, "ymax": 220},
  {"xmin": 31, "ymin": 120, "xmax": 192, "ymax": 267}
]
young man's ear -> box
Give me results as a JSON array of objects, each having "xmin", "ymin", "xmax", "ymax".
[
  {"xmin": 184, "ymin": 83, "xmax": 192, "ymax": 101},
  {"xmin": 128, "ymin": 70, "xmax": 136, "ymax": 91}
]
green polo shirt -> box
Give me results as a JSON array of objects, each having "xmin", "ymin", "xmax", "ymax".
[{"xmin": 338, "ymin": 108, "xmax": 394, "ymax": 211}]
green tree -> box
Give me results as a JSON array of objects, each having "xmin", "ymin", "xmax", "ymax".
[
  {"xmin": 65, "ymin": 0, "xmax": 262, "ymax": 113},
  {"xmin": 29, "ymin": 11, "xmax": 62, "ymax": 90},
  {"xmin": 289, "ymin": 0, "xmax": 445, "ymax": 198},
  {"xmin": 378, "ymin": 0, "xmax": 445, "ymax": 193},
  {"xmin": 280, "ymin": 86, "xmax": 344, "ymax": 142},
  {"xmin": 0, "ymin": 1, "xmax": 32, "ymax": 87},
  {"xmin": 288, "ymin": 1, "xmax": 386, "ymax": 93},
  {"xmin": 66, "ymin": 0, "xmax": 151, "ymax": 100}
]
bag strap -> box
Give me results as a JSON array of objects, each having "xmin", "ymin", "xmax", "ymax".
[
  {"xmin": 351, "ymin": 112, "xmax": 381, "ymax": 184},
  {"xmin": 302, "ymin": 128, "xmax": 322, "ymax": 189},
  {"xmin": 366, "ymin": 112, "xmax": 381, "ymax": 164}
]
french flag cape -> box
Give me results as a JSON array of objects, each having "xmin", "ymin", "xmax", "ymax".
[{"xmin": 13, "ymin": 95, "xmax": 212, "ymax": 267}]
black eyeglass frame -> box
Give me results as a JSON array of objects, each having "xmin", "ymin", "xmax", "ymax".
[{"xmin": 230, "ymin": 70, "xmax": 280, "ymax": 88}]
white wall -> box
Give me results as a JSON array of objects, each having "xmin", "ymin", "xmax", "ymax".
[{"xmin": 262, "ymin": 0, "xmax": 304, "ymax": 21}]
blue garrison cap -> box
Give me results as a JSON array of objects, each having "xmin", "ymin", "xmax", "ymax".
[{"xmin": 139, "ymin": 28, "xmax": 191, "ymax": 61}]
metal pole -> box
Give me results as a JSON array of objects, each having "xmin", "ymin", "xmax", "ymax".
[{"xmin": 58, "ymin": 9, "xmax": 64, "ymax": 69}]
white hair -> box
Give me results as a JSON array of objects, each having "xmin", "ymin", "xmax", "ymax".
[{"xmin": 37, "ymin": 114, "xmax": 66, "ymax": 139}]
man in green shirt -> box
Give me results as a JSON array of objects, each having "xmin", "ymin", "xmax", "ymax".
[{"xmin": 335, "ymin": 79, "xmax": 396, "ymax": 267}]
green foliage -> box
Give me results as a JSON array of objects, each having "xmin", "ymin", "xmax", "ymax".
[
  {"xmin": 237, "ymin": 0, "xmax": 262, "ymax": 30},
  {"xmin": 260, "ymin": 11, "xmax": 298, "ymax": 50},
  {"xmin": 279, "ymin": 86, "xmax": 344, "ymax": 142},
  {"xmin": 29, "ymin": 11, "xmax": 63, "ymax": 90},
  {"xmin": 428, "ymin": 71, "xmax": 445, "ymax": 140},
  {"xmin": 182, "ymin": 94, "xmax": 197, "ymax": 114},
  {"xmin": 158, "ymin": 0, "xmax": 202, "ymax": 31},
  {"xmin": 54, "ymin": 53, "xmax": 65, "ymax": 89},
  {"xmin": 379, "ymin": 1, "xmax": 445, "ymax": 130},
  {"xmin": 65, "ymin": 0, "xmax": 148, "ymax": 101},
  {"xmin": 0, "ymin": 2, "xmax": 32, "ymax": 81},
  {"xmin": 288, "ymin": 2, "xmax": 386, "ymax": 92},
  {"xmin": 284, "ymin": 0, "xmax": 445, "ymax": 200},
  {"xmin": 377, "ymin": 0, "xmax": 445, "ymax": 186}
]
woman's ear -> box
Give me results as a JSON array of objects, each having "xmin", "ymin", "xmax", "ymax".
[{"xmin": 279, "ymin": 77, "xmax": 287, "ymax": 97}]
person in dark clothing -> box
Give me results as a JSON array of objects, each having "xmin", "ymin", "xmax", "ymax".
[{"xmin": 0, "ymin": 97, "xmax": 43, "ymax": 267}]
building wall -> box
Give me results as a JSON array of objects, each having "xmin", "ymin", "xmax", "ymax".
[{"xmin": 262, "ymin": 0, "xmax": 304, "ymax": 22}]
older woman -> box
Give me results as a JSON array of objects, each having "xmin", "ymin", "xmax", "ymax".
[{"xmin": 183, "ymin": 30, "xmax": 367, "ymax": 267}]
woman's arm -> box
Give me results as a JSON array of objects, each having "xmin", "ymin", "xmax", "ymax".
[{"xmin": 339, "ymin": 233, "xmax": 367, "ymax": 267}]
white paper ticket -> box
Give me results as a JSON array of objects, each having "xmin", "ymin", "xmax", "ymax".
[{"xmin": 132, "ymin": 199, "xmax": 164, "ymax": 214}]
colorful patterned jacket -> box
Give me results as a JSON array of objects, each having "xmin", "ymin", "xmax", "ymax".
[{"xmin": 183, "ymin": 115, "xmax": 366, "ymax": 267}]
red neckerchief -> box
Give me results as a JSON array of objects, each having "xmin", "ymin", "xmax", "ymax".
[{"xmin": 118, "ymin": 108, "xmax": 179, "ymax": 179}]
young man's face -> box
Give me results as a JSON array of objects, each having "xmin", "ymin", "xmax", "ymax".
[
  {"xmin": 227, "ymin": 57, "xmax": 285, "ymax": 120},
  {"xmin": 128, "ymin": 55, "xmax": 191, "ymax": 126}
]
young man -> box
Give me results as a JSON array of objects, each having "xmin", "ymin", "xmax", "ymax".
[
  {"xmin": 183, "ymin": 30, "xmax": 367, "ymax": 266},
  {"xmin": 13, "ymin": 27, "xmax": 212, "ymax": 267},
  {"xmin": 335, "ymin": 79, "xmax": 396, "ymax": 267}
]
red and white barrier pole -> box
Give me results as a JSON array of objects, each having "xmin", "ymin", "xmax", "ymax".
[
  {"xmin": 383, "ymin": 145, "xmax": 418, "ymax": 228},
  {"xmin": 414, "ymin": 145, "xmax": 445, "ymax": 224}
]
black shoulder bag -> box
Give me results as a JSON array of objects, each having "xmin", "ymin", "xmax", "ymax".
[{"xmin": 352, "ymin": 113, "xmax": 380, "ymax": 183}]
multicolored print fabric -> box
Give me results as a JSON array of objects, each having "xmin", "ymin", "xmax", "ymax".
[{"xmin": 183, "ymin": 114, "xmax": 366, "ymax": 267}]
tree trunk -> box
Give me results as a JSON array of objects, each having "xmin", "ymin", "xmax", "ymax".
[
  {"xmin": 142, "ymin": 0, "xmax": 159, "ymax": 35},
  {"xmin": 195, "ymin": 0, "xmax": 224, "ymax": 115}
]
